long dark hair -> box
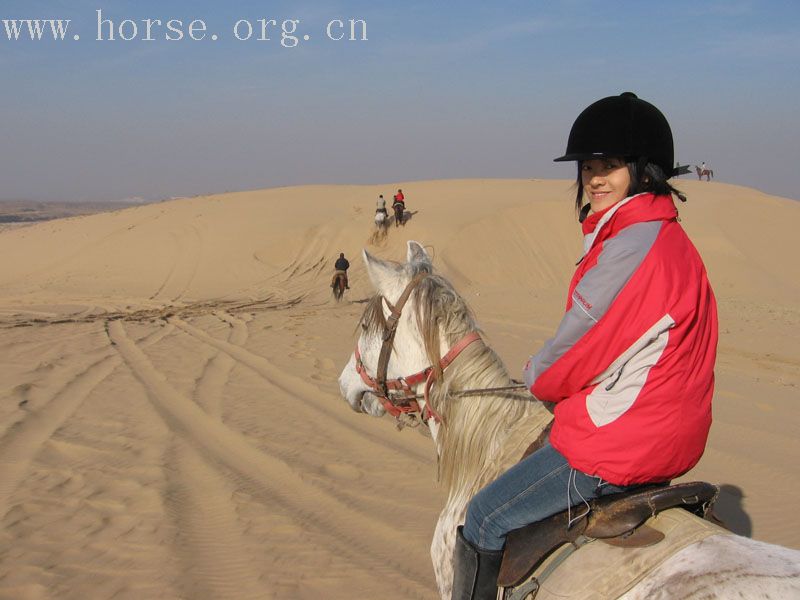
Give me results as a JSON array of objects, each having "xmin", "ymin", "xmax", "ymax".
[{"xmin": 573, "ymin": 158, "xmax": 687, "ymax": 218}]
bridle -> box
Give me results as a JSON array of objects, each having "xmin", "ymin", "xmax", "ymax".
[{"xmin": 354, "ymin": 272, "xmax": 482, "ymax": 427}]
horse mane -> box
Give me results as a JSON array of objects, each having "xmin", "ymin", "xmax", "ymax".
[{"xmin": 412, "ymin": 270, "xmax": 550, "ymax": 495}]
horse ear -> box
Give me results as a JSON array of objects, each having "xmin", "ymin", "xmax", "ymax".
[
  {"xmin": 363, "ymin": 249, "xmax": 402, "ymax": 294},
  {"xmin": 407, "ymin": 241, "xmax": 432, "ymax": 269}
]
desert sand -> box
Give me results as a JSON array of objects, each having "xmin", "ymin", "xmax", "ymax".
[{"xmin": 0, "ymin": 179, "xmax": 798, "ymax": 599}]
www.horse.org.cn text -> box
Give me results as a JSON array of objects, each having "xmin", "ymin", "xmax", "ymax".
[{"xmin": 1, "ymin": 10, "xmax": 368, "ymax": 47}]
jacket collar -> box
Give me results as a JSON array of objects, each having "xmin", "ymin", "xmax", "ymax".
[{"xmin": 581, "ymin": 193, "xmax": 677, "ymax": 256}]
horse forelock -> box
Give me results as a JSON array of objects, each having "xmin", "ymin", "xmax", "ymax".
[
  {"xmin": 357, "ymin": 294, "xmax": 387, "ymax": 339},
  {"xmin": 358, "ymin": 259, "xmax": 432, "ymax": 340}
]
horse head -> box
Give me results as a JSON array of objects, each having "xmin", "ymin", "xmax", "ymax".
[
  {"xmin": 338, "ymin": 241, "xmax": 541, "ymax": 476},
  {"xmin": 338, "ymin": 241, "xmax": 436, "ymax": 419}
]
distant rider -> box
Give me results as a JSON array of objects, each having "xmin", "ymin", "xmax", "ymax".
[
  {"xmin": 392, "ymin": 189, "xmax": 406, "ymax": 227},
  {"xmin": 376, "ymin": 194, "xmax": 388, "ymax": 219},
  {"xmin": 332, "ymin": 252, "xmax": 350, "ymax": 289}
]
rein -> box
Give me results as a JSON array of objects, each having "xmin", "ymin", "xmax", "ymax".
[
  {"xmin": 396, "ymin": 381, "xmax": 528, "ymax": 401},
  {"xmin": 354, "ymin": 272, "xmax": 529, "ymax": 428}
]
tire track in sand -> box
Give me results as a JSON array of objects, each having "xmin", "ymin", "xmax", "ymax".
[
  {"xmin": 166, "ymin": 310, "xmax": 265, "ymax": 600},
  {"xmin": 192, "ymin": 311, "xmax": 248, "ymax": 419},
  {"xmin": 169, "ymin": 223, "xmax": 203, "ymax": 303},
  {"xmin": 149, "ymin": 224, "xmax": 202, "ymax": 303},
  {"xmin": 168, "ymin": 316, "xmax": 431, "ymax": 464},
  {"xmin": 0, "ymin": 323, "xmax": 175, "ymax": 520},
  {"xmin": 174, "ymin": 311, "xmax": 425, "ymax": 598},
  {"xmin": 107, "ymin": 320, "xmax": 434, "ymax": 596},
  {"xmin": 166, "ymin": 439, "xmax": 267, "ymax": 600},
  {"xmin": 192, "ymin": 314, "xmax": 426, "ymax": 521}
]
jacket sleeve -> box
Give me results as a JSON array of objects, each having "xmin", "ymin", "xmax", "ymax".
[{"xmin": 523, "ymin": 222, "xmax": 662, "ymax": 402}]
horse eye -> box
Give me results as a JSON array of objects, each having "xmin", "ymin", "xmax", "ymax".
[{"xmin": 361, "ymin": 323, "xmax": 368, "ymax": 331}]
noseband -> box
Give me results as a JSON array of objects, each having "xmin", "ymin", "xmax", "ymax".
[{"xmin": 354, "ymin": 272, "xmax": 482, "ymax": 426}]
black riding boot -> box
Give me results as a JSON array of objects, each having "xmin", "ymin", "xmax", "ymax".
[{"xmin": 451, "ymin": 527, "xmax": 503, "ymax": 600}]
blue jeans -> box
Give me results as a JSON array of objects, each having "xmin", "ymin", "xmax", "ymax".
[{"xmin": 463, "ymin": 441, "xmax": 630, "ymax": 551}]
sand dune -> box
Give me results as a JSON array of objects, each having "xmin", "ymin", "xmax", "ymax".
[{"xmin": 0, "ymin": 179, "xmax": 798, "ymax": 598}]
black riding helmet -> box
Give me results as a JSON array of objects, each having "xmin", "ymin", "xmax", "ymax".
[{"xmin": 554, "ymin": 92, "xmax": 675, "ymax": 178}]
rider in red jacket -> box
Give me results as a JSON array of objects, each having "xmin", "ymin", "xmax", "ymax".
[
  {"xmin": 527, "ymin": 190, "xmax": 717, "ymax": 485},
  {"xmin": 451, "ymin": 93, "xmax": 718, "ymax": 600}
]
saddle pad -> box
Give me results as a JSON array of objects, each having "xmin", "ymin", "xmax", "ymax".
[{"xmin": 530, "ymin": 508, "xmax": 729, "ymax": 600}]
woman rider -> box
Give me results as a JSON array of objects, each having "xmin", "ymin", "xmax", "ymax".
[{"xmin": 451, "ymin": 92, "xmax": 719, "ymax": 600}]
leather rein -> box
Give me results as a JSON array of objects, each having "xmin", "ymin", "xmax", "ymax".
[{"xmin": 354, "ymin": 272, "xmax": 483, "ymax": 427}]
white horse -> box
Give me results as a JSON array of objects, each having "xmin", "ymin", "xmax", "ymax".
[
  {"xmin": 338, "ymin": 241, "xmax": 800, "ymax": 599},
  {"xmin": 370, "ymin": 210, "xmax": 389, "ymax": 244}
]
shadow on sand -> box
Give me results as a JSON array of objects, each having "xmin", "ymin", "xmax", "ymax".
[
  {"xmin": 392, "ymin": 209, "xmax": 419, "ymax": 227},
  {"xmin": 713, "ymin": 483, "xmax": 752, "ymax": 537}
]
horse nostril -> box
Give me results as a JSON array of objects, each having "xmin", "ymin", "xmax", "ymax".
[{"xmin": 350, "ymin": 391, "xmax": 366, "ymax": 413}]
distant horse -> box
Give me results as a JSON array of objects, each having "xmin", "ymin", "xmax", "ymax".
[
  {"xmin": 393, "ymin": 202, "xmax": 405, "ymax": 227},
  {"xmin": 696, "ymin": 166, "xmax": 714, "ymax": 181},
  {"xmin": 338, "ymin": 240, "xmax": 800, "ymax": 599},
  {"xmin": 331, "ymin": 272, "xmax": 346, "ymax": 302},
  {"xmin": 375, "ymin": 209, "xmax": 388, "ymax": 228},
  {"xmin": 368, "ymin": 210, "xmax": 390, "ymax": 245}
]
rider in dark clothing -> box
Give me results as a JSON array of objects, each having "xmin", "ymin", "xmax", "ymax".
[
  {"xmin": 333, "ymin": 253, "xmax": 350, "ymax": 289},
  {"xmin": 335, "ymin": 254, "xmax": 349, "ymax": 272}
]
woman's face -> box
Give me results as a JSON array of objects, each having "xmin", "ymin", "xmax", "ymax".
[{"xmin": 581, "ymin": 158, "xmax": 631, "ymax": 213}]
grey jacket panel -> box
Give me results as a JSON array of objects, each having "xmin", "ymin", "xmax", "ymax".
[{"xmin": 523, "ymin": 221, "xmax": 663, "ymax": 392}]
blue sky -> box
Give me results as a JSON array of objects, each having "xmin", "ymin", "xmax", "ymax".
[{"xmin": 1, "ymin": 0, "xmax": 799, "ymax": 201}]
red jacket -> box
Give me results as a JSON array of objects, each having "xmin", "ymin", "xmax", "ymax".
[{"xmin": 522, "ymin": 193, "xmax": 718, "ymax": 485}]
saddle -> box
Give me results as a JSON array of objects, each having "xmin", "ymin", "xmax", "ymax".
[{"xmin": 498, "ymin": 481, "xmax": 719, "ymax": 588}]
